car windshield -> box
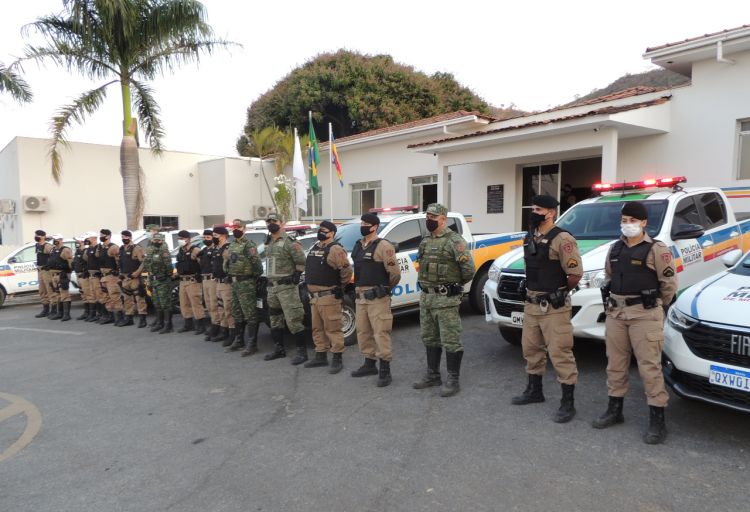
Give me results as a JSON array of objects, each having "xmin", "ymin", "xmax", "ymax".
[
  {"xmin": 556, "ymin": 200, "xmax": 668, "ymax": 240},
  {"xmin": 732, "ymin": 252, "xmax": 750, "ymax": 276},
  {"xmin": 334, "ymin": 221, "xmax": 389, "ymax": 252}
]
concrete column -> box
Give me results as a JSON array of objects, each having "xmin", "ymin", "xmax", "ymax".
[
  {"xmin": 601, "ymin": 127, "xmax": 619, "ymax": 183},
  {"xmin": 436, "ymin": 163, "xmax": 450, "ymax": 206}
]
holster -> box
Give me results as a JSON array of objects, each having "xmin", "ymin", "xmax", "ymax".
[
  {"xmin": 59, "ymin": 272, "xmax": 70, "ymax": 291},
  {"xmin": 640, "ymin": 289, "xmax": 659, "ymax": 309}
]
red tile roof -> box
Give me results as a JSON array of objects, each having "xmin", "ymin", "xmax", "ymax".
[
  {"xmin": 407, "ymin": 96, "xmax": 671, "ymax": 149},
  {"xmin": 646, "ymin": 24, "xmax": 750, "ymax": 52}
]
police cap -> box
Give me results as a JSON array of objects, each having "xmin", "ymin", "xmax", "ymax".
[
  {"xmin": 177, "ymin": 230, "xmax": 191, "ymax": 239},
  {"xmin": 360, "ymin": 213, "xmax": 380, "ymax": 226},
  {"xmin": 319, "ymin": 220, "xmax": 337, "ymax": 233},
  {"xmin": 531, "ymin": 195, "xmax": 559, "ymax": 209},
  {"xmin": 213, "ymin": 226, "xmax": 229, "ymax": 235},
  {"xmin": 121, "ymin": 230, "xmax": 132, "ymax": 237},
  {"xmin": 100, "ymin": 229, "xmax": 111, "ymax": 236},
  {"xmin": 35, "ymin": 229, "xmax": 46, "ymax": 236},
  {"xmin": 621, "ymin": 201, "xmax": 648, "ymax": 220},
  {"xmin": 153, "ymin": 233, "xmax": 165, "ymax": 241},
  {"xmin": 425, "ymin": 203, "xmax": 448, "ymax": 216}
]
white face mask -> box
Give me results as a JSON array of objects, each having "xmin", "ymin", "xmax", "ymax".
[
  {"xmin": 178, "ymin": 239, "xmax": 187, "ymax": 247},
  {"xmin": 620, "ymin": 222, "xmax": 643, "ymax": 238}
]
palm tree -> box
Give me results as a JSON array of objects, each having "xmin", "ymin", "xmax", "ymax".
[
  {"xmin": 22, "ymin": 0, "xmax": 235, "ymax": 229},
  {"xmin": 244, "ymin": 126, "xmax": 283, "ymax": 209},
  {"xmin": 0, "ymin": 62, "xmax": 32, "ymax": 103}
]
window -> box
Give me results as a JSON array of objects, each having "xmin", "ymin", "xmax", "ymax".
[
  {"xmin": 306, "ymin": 187, "xmax": 323, "ymax": 217},
  {"xmin": 673, "ymin": 197, "xmax": 702, "ymax": 229},
  {"xmin": 351, "ymin": 181, "xmax": 382, "ymax": 215},
  {"xmin": 386, "ymin": 220, "xmax": 422, "ymax": 252},
  {"xmin": 410, "ymin": 175, "xmax": 451, "ymax": 211},
  {"xmin": 143, "ymin": 215, "xmax": 179, "ymax": 229},
  {"xmin": 699, "ymin": 192, "xmax": 728, "ymax": 229},
  {"xmin": 738, "ymin": 121, "xmax": 750, "ymax": 179},
  {"xmin": 12, "ymin": 246, "xmax": 36, "ymax": 263}
]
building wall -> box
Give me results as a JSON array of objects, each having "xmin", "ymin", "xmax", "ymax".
[{"xmin": 0, "ymin": 138, "xmax": 21, "ymax": 245}]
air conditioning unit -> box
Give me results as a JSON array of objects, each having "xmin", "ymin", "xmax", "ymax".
[
  {"xmin": 252, "ymin": 205, "xmax": 274, "ymax": 219},
  {"xmin": 22, "ymin": 195, "xmax": 50, "ymax": 212},
  {"xmin": 0, "ymin": 199, "xmax": 16, "ymax": 214}
]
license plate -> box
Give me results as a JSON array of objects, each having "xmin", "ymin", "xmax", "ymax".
[
  {"xmin": 256, "ymin": 299, "xmax": 263, "ymax": 308},
  {"xmin": 511, "ymin": 311, "xmax": 524, "ymax": 326},
  {"xmin": 709, "ymin": 364, "xmax": 750, "ymax": 393}
]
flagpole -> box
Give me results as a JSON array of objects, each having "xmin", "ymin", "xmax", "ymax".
[
  {"xmin": 328, "ymin": 122, "xmax": 334, "ymax": 222},
  {"xmin": 292, "ymin": 128, "xmax": 298, "ymax": 222}
]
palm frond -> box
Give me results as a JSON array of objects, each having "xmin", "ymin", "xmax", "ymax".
[
  {"xmin": 48, "ymin": 80, "xmax": 116, "ymax": 181},
  {"xmin": 23, "ymin": 44, "xmax": 118, "ymax": 81},
  {"xmin": 131, "ymin": 39, "xmax": 239, "ymax": 80},
  {"xmin": 0, "ymin": 62, "xmax": 33, "ymax": 103},
  {"xmin": 130, "ymin": 79, "xmax": 164, "ymax": 153}
]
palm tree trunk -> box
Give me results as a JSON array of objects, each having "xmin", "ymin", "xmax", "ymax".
[
  {"xmin": 121, "ymin": 135, "xmax": 143, "ymax": 229},
  {"xmin": 259, "ymin": 159, "xmax": 277, "ymax": 209}
]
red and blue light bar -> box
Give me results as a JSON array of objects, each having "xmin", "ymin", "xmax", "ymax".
[{"xmin": 592, "ymin": 176, "xmax": 686, "ymax": 192}]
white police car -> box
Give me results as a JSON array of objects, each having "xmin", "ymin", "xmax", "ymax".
[{"xmin": 663, "ymin": 248, "xmax": 750, "ymax": 413}]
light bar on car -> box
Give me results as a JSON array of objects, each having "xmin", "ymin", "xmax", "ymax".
[
  {"xmin": 592, "ymin": 176, "xmax": 686, "ymax": 192},
  {"xmin": 369, "ymin": 205, "xmax": 419, "ymax": 214}
]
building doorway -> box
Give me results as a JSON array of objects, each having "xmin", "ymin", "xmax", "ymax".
[
  {"xmin": 521, "ymin": 164, "xmax": 560, "ymax": 228},
  {"xmin": 559, "ymin": 157, "xmax": 601, "ymax": 213},
  {"xmin": 410, "ymin": 174, "xmax": 451, "ymax": 211}
]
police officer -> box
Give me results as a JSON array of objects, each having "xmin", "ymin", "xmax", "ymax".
[
  {"xmin": 33, "ymin": 230, "xmax": 53, "ymax": 318},
  {"xmin": 118, "ymin": 230, "xmax": 148, "ymax": 327},
  {"xmin": 210, "ymin": 226, "xmax": 235, "ymax": 344},
  {"xmin": 144, "ymin": 233, "xmax": 174, "ymax": 333},
  {"xmin": 72, "ymin": 235, "xmax": 93, "ymax": 320},
  {"xmin": 175, "ymin": 230, "xmax": 205, "ymax": 333},
  {"xmin": 97, "ymin": 229, "xmax": 122, "ymax": 325},
  {"xmin": 511, "ymin": 195, "xmax": 582, "ymax": 424},
  {"xmin": 303, "ymin": 220, "xmax": 353, "ymax": 374},
  {"xmin": 349, "ymin": 213, "xmax": 401, "ymax": 386},
  {"xmin": 46, "ymin": 234, "xmax": 74, "ymax": 321},
  {"xmin": 413, "ymin": 204, "xmax": 475, "ymax": 397},
  {"xmin": 224, "ymin": 219, "xmax": 263, "ymax": 354},
  {"xmin": 82, "ymin": 232, "xmax": 103, "ymax": 322},
  {"xmin": 262, "ymin": 213, "xmax": 307, "ymax": 364},
  {"xmin": 143, "ymin": 224, "xmax": 162, "ymax": 328},
  {"xmin": 593, "ymin": 201, "xmax": 676, "ymax": 444},
  {"xmin": 199, "ymin": 229, "xmax": 220, "ymax": 339}
]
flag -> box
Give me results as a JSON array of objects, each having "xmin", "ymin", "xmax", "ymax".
[
  {"xmin": 330, "ymin": 133, "xmax": 344, "ymax": 187},
  {"xmin": 292, "ymin": 129, "xmax": 307, "ymax": 213},
  {"xmin": 308, "ymin": 116, "xmax": 320, "ymax": 193}
]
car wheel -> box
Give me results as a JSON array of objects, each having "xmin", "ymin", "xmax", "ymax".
[
  {"xmin": 469, "ymin": 269, "xmax": 489, "ymax": 314},
  {"xmin": 342, "ymin": 294, "xmax": 357, "ymax": 347},
  {"xmin": 499, "ymin": 326, "xmax": 522, "ymax": 346},
  {"xmin": 0, "ymin": 287, "xmax": 6, "ymax": 308}
]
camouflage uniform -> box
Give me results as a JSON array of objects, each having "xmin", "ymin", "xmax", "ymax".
[
  {"xmin": 144, "ymin": 234, "xmax": 174, "ymax": 333},
  {"xmin": 414, "ymin": 204, "xmax": 474, "ymax": 396},
  {"xmin": 223, "ymin": 233, "xmax": 263, "ymax": 352}
]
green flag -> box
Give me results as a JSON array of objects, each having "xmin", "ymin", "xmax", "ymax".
[{"xmin": 308, "ymin": 117, "xmax": 320, "ymax": 194}]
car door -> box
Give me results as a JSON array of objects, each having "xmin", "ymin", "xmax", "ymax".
[
  {"xmin": 695, "ymin": 192, "xmax": 740, "ymax": 276},
  {"xmin": 6, "ymin": 245, "xmax": 40, "ymax": 293},
  {"xmin": 671, "ymin": 195, "xmax": 711, "ymax": 288},
  {"xmin": 381, "ymin": 219, "xmax": 424, "ymax": 307}
]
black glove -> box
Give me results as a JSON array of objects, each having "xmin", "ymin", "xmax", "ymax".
[{"xmin": 292, "ymin": 271, "xmax": 302, "ymax": 285}]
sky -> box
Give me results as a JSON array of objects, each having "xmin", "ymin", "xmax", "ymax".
[{"xmin": 0, "ymin": 0, "xmax": 747, "ymax": 158}]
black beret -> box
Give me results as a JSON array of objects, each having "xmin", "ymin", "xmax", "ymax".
[
  {"xmin": 121, "ymin": 230, "xmax": 132, "ymax": 237},
  {"xmin": 360, "ymin": 213, "xmax": 380, "ymax": 226},
  {"xmin": 100, "ymin": 229, "xmax": 111, "ymax": 236},
  {"xmin": 621, "ymin": 201, "xmax": 648, "ymax": 220},
  {"xmin": 203, "ymin": 229, "xmax": 214, "ymax": 236},
  {"xmin": 319, "ymin": 220, "xmax": 337, "ymax": 233},
  {"xmin": 531, "ymin": 194, "xmax": 559, "ymax": 209},
  {"xmin": 177, "ymin": 230, "xmax": 191, "ymax": 238},
  {"xmin": 35, "ymin": 229, "xmax": 46, "ymax": 236},
  {"xmin": 213, "ymin": 226, "xmax": 229, "ymax": 235}
]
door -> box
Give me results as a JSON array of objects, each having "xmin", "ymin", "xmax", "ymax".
[
  {"xmin": 382, "ymin": 219, "xmax": 424, "ymax": 307},
  {"xmin": 6, "ymin": 245, "xmax": 40, "ymax": 293},
  {"xmin": 694, "ymin": 192, "xmax": 740, "ymax": 276},
  {"xmin": 671, "ymin": 195, "xmax": 710, "ymax": 288},
  {"xmin": 521, "ymin": 163, "xmax": 560, "ymax": 228}
]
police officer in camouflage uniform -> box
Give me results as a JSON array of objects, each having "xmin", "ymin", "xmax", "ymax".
[
  {"xmin": 144, "ymin": 233, "xmax": 174, "ymax": 334},
  {"xmin": 143, "ymin": 224, "xmax": 162, "ymax": 327},
  {"xmin": 263, "ymin": 213, "xmax": 308, "ymax": 364},
  {"xmin": 224, "ymin": 219, "xmax": 263, "ymax": 354},
  {"xmin": 413, "ymin": 204, "xmax": 475, "ymax": 397}
]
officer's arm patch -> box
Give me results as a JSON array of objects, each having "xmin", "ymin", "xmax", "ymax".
[
  {"xmin": 458, "ymin": 254, "xmax": 469, "ymax": 263},
  {"xmin": 663, "ymin": 267, "xmax": 675, "ymax": 277},
  {"xmin": 566, "ymin": 258, "xmax": 579, "ymax": 269},
  {"xmin": 293, "ymin": 242, "xmax": 303, "ymax": 252},
  {"xmin": 249, "ymin": 247, "xmax": 257, "ymax": 256},
  {"xmin": 661, "ymin": 252, "xmax": 672, "ymax": 263}
]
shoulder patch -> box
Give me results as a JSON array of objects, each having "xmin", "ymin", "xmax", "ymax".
[
  {"xmin": 458, "ymin": 254, "xmax": 470, "ymax": 263},
  {"xmin": 660, "ymin": 252, "xmax": 672, "ymax": 264},
  {"xmin": 293, "ymin": 242, "xmax": 303, "ymax": 252},
  {"xmin": 455, "ymin": 242, "xmax": 465, "ymax": 253},
  {"xmin": 561, "ymin": 242, "xmax": 574, "ymax": 254},
  {"xmin": 663, "ymin": 267, "xmax": 675, "ymax": 277},
  {"xmin": 566, "ymin": 258, "xmax": 579, "ymax": 269}
]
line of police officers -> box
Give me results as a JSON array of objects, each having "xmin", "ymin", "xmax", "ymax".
[{"xmin": 30, "ymin": 197, "xmax": 675, "ymax": 442}]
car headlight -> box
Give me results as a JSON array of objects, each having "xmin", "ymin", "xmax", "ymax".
[
  {"xmin": 578, "ymin": 269, "xmax": 607, "ymax": 289},
  {"xmin": 488, "ymin": 263, "xmax": 501, "ymax": 283},
  {"xmin": 667, "ymin": 307, "xmax": 697, "ymax": 332}
]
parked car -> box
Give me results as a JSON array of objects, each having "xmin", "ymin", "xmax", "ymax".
[
  {"xmin": 484, "ymin": 177, "xmax": 750, "ymax": 345},
  {"xmin": 663, "ymin": 248, "xmax": 750, "ymax": 413}
]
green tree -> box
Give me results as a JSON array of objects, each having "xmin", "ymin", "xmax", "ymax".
[
  {"xmin": 23, "ymin": 0, "xmax": 234, "ymax": 229},
  {"xmin": 0, "ymin": 62, "xmax": 32, "ymax": 103},
  {"xmin": 237, "ymin": 50, "xmax": 491, "ymax": 149}
]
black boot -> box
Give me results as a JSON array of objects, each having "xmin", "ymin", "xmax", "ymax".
[
  {"xmin": 329, "ymin": 353, "xmax": 344, "ymax": 374},
  {"xmin": 137, "ymin": 315, "xmax": 147, "ymax": 328},
  {"xmin": 159, "ymin": 311, "xmax": 173, "ymax": 334},
  {"xmin": 60, "ymin": 302, "xmax": 71, "ymax": 322},
  {"xmin": 194, "ymin": 317, "xmax": 207, "ymax": 335},
  {"xmin": 87, "ymin": 303, "xmax": 101, "ymax": 323},
  {"xmin": 113, "ymin": 311, "xmax": 125, "ymax": 326},
  {"xmin": 440, "ymin": 351, "xmax": 463, "ymax": 397},
  {"xmin": 511, "ymin": 374, "xmax": 545, "ymax": 405},
  {"xmin": 592, "ymin": 397, "xmax": 625, "ymax": 429},
  {"xmin": 204, "ymin": 323, "xmax": 218, "ymax": 341},
  {"xmin": 177, "ymin": 317, "xmax": 194, "ymax": 333},
  {"xmin": 98, "ymin": 309, "xmax": 114, "ymax": 325},
  {"xmin": 226, "ymin": 322, "xmax": 246, "ymax": 352},
  {"xmin": 554, "ymin": 384, "xmax": 576, "ymax": 423},
  {"xmin": 413, "ymin": 346, "xmax": 443, "ymax": 389},
  {"xmin": 290, "ymin": 331, "xmax": 308, "ymax": 365},
  {"xmin": 149, "ymin": 311, "xmax": 159, "ymax": 328},
  {"xmin": 35, "ymin": 304, "xmax": 50, "ymax": 318},
  {"xmin": 351, "ymin": 358, "xmax": 378, "ymax": 377},
  {"xmin": 241, "ymin": 323, "xmax": 259, "ymax": 357},
  {"xmin": 377, "ymin": 360, "xmax": 392, "ymax": 387},
  {"xmin": 150, "ymin": 310, "xmax": 165, "ymax": 332},
  {"xmin": 264, "ymin": 329, "xmax": 287, "ymax": 361},
  {"xmin": 304, "ymin": 351, "xmax": 329, "ymax": 368},
  {"xmin": 119, "ymin": 314, "xmax": 134, "ymax": 327},
  {"xmin": 643, "ymin": 406, "xmax": 667, "ymax": 445},
  {"xmin": 212, "ymin": 326, "xmax": 228, "ymax": 343},
  {"xmin": 76, "ymin": 303, "xmax": 90, "ymax": 321},
  {"xmin": 48, "ymin": 302, "xmax": 61, "ymax": 320},
  {"xmin": 221, "ymin": 326, "xmax": 236, "ymax": 347}
]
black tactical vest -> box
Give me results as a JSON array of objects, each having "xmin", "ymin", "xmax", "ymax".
[
  {"xmin": 305, "ymin": 242, "xmax": 342, "ymax": 287},
  {"xmin": 609, "ymin": 239, "xmax": 659, "ymax": 295},
  {"xmin": 352, "ymin": 239, "xmax": 389, "ymax": 287},
  {"xmin": 199, "ymin": 245, "xmax": 215, "ymax": 274},
  {"xmin": 72, "ymin": 248, "xmax": 87, "ymax": 274},
  {"xmin": 86, "ymin": 245, "xmax": 101, "ymax": 271},
  {"xmin": 48, "ymin": 246, "xmax": 70, "ymax": 271},
  {"xmin": 119, "ymin": 244, "xmax": 140, "ymax": 274},
  {"xmin": 524, "ymin": 227, "xmax": 568, "ymax": 293},
  {"xmin": 176, "ymin": 245, "xmax": 200, "ymax": 275},
  {"xmin": 36, "ymin": 244, "xmax": 50, "ymax": 267},
  {"xmin": 99, "ymin": 244, "xmax": 118, "ymax": 271},
  {"xmin": 211, "ymin": 244, "xmax": 228, "ymax": 278}
]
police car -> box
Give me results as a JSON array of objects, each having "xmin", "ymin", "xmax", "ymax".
[
  {"xmin": 663, "ymin": 248, "xmax": 750, "ymax": 413},
  {"xmin": 484, "ymin": 177, "xmax": 750, "ymax": 345}
]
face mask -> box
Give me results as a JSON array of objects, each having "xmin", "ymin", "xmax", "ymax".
[
  {"xmin": 154, "ymin": 242, "xmax": 163, "ymax": 247},
  {"xmin": 204, "ymin": 238, "xmax": 213, "ymax": 246},
  {"xmin": 621, "ymin": 222, "xmax": 643, "ymax": 238},
  {"xmin": 426, "ymin": 219, "xmax": 439, "ymax": 232},
  {"xmin": 232, "ymin": 229, "xmax": 244, "ymax": 239},
  {"xmin": 529, "ymin": 212, "xmax": 547, "ymax": 229},
  {"xmin": 34, "ymin": 236, "xmax": 42, "ymax": 242},
  {"xmin": 267, "ymin": 223, "xmax": 280, "ymax": 234},
  {"xmin": 178, "ymin": 239, "xmax": 187, "ymax": 247},
  {"xmin": 213, "ymin": 237, "xmax": 220, "ymax": 245},
  {"xmin": 100, "ymin": 236, "xmax": 108, "ymax": 243},
  {"xmin": 317, "ymin": 231, "xmax": 329, "ymax": 242},
  {"xmin": 360, "ymin": 226, "xmax": 373, "ymax": 237},
  {"xmin": 84, "ymin": 240, "xmax": 91, "ymax": 246},
  {"xmin": 122, "ymin": 238, "xmax": 131, "ymax": 245}
]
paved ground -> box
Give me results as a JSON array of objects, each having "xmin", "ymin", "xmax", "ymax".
[{"xmin": 1, "ymin": 300, "xmax": 748, "ymax": 512}]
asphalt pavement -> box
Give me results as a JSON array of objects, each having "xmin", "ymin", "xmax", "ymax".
[{"xmin": 1, "ymin": 300, "xmax": 748, "ymax": 512}]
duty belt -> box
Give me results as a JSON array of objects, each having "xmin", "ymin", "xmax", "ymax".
[
  {"xmin": 421, "ymin": 283, "xmax": 462, "ymax": 296},
  {"xmin": 100, "ymin": 268, "xmax": 114, "ymax": 275},
  {"xmin": 231, "ymin": 275, "xmax": 254, "ymax": 283},
  {"xmin": 309, "ymin": 289, "xmax": 339, "ymax": 299},
  {"xmin": 267, "ymin": 276, "xmax": 294, "ymax": 287},
  {"xmin": 90, "ymin": 271, "xmax": 102, "ymax": 278},
  {"xmin": 179, "ymin": 275, "xmax": 198, "ymax": 281},
  {"xmin": 607, "ymin": 296, "xmax": 644, "ymax": 308},
  {"xmin": 216, "ymin": 276, "xmax": 232, "ymax": 284},
  {"xmin": 356, "ymin": 285, "xmax": 391, "ymax": 300},
  {"xmin": 202, "ymin": 273, "xmax": 213, "ymax": 279}
]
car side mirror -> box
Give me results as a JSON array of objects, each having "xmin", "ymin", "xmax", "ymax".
[
  {"xmin": 722, "ymin": 249, "xmax": 743, "ymax": 268},
  {"xmin": 671, "ymin": 223, "xmax": 705, "ymax": 240},
  {"xmin": 7, "ymin": 256, "xmax": 17, "ymax": 264}
]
